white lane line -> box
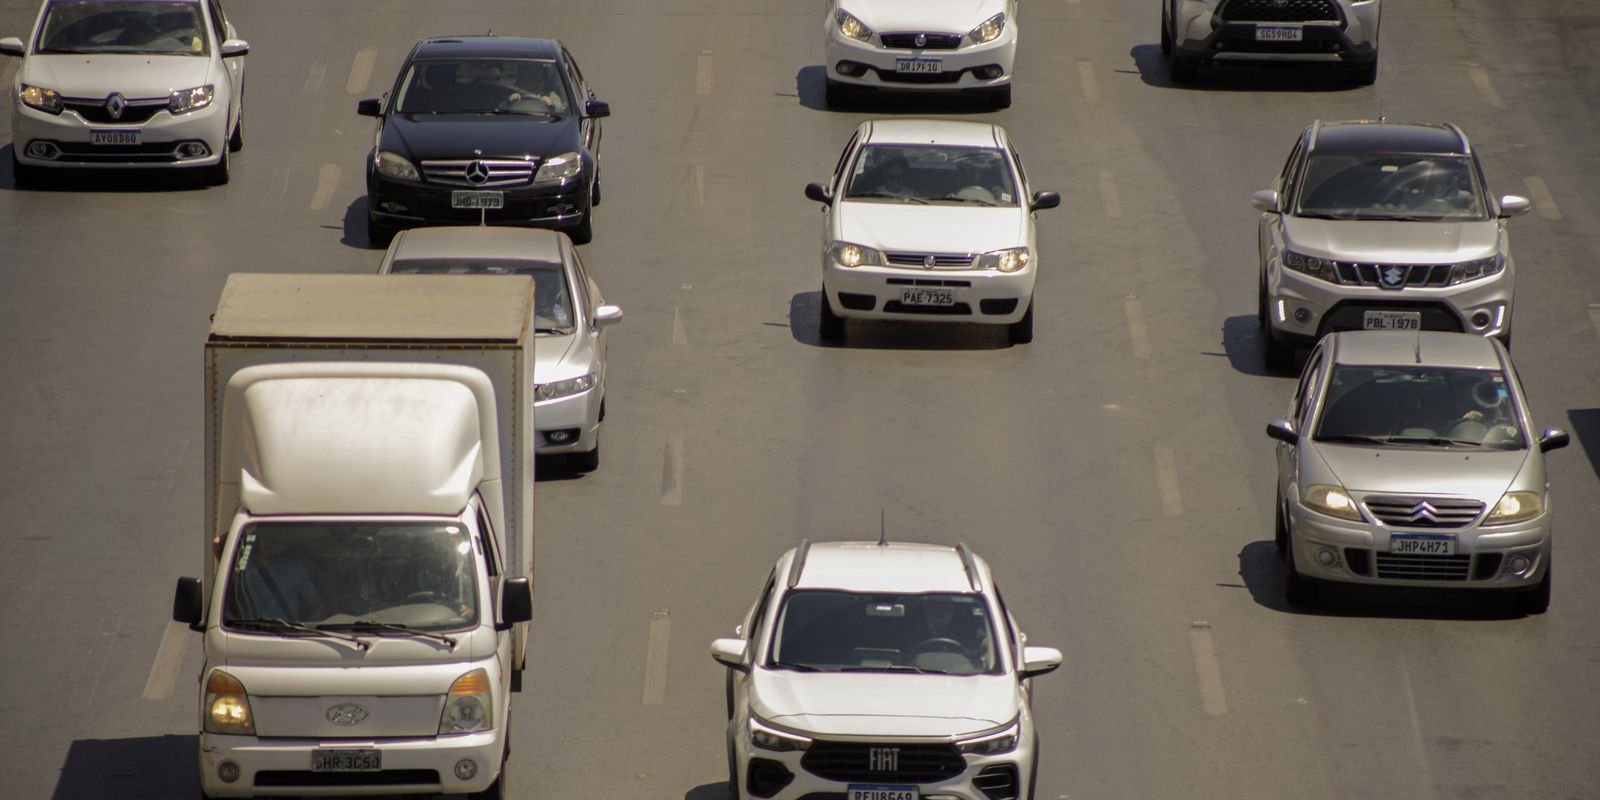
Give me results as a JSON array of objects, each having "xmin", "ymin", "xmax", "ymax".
[
  {"xmin": 310, "ymin": 163, "xmax": 342, "ymax": 211},
  {"xmin": 1076, "ymin": 59, "xmax": 1099, "ymax": 102},
  {"xmin": 347, "ymin": 47, "xmax": 378, "ymax": 96},
  {"xmin": 693, "ymin": 163, "xmax": 705, "ymax": 207},
  {"xmin": 1188, "ymin": 622, "xmax": 1228, "ymax": 717},
  {"xmin": 303, "ymin": 55, "xmax": 328, "ymax": 93},
  {"xmin": 71, "ymin": 613, "xmax": 125, "ymax": 717},
  {"xmin": 161, "ymin": 439, "xmax": 190, "ymax": 500},
  {"xmin": 258, "ymin": 165, "xmax": 290, "ymax": 206},
  {"xmin": 1123, "ymin": 296, "xmax": 1151, "ymax": 359},
  {"xmin": 696, "ymin": 50, "xmax": 714, "ymax": 96},
  {"xmin": 661, "ymin": 439, "xmax": 684, "ymax": 507},
  {"xmin": 142, "ymin": 621, "xmax": 191, "ymax": 701},
  {"xmin": 1098, "ymin": 171, "xmax": 1122, "ymax": 219},
  {"xmin": 672, "ymin": 302, "xmax": 688, "ymax": 345},
  {"xmin": 1467, "ymin": 65, "xmax": 1505, "ymax": 109},
  {"xmin": 1154, "ymin": 446, "xmax": 1183, "ymax": 516},
  {"xmin": 1400, "ymin": 656, "xmax": 1438, "ymax": 797},
  {"xmin": 1522, "ymin": 176, "xmax": 1562, "ymax": 220},
  {"xmin": 642, "ymin": 610, "xmax": 672, "ymax": 705}
]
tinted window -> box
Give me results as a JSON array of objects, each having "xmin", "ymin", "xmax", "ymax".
[
  {"xmin": 390, "ymin": 258, "xmax": 574, "ymax": 331},
  {"xmin": 846, "ymin": 145, "xmax": 1018, "ymax": 207},
  {"xmin": 769, "ymin": 591, "xmax": 998, "ymax": 676},
  {"xmin": 38, "ymin": 1, "xmax": 208, "ymax": 55},
  {"xmin": 1297, "ymin": 153, "xmax": 1488, "ymax": 221},
  {"xmin": 1315, "ymin": 366, "xmax": 1526, "ymax": 449},
  {"xmin": 395, "ymin": 58, "xmax": 570, "ymax": 115}
]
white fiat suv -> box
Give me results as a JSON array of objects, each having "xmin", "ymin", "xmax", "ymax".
[
  {"xmin": 2, "ymin": 0, "xmax": 247, "ymax": 187},
  {"xmin": 804, "ymin": 119, "xmax": 1060, "ymax": 345},
  {"xmin": 711, "ymin": 540, "xmax": 1063, "ymax": 800},
  {"xmin": 825, "ymin": 0, "xmax": 1018, "ymax": 108}
]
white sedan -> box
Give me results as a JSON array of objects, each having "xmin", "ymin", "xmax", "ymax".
[
  {"xmin": 2, "ymin": 0, "xmax": 247, "ymax": 187},
  {"xmin": 804, "ymin": 119, "xmax": 1059, "ymax": 344},
  {"xmin": 825, "ymin": 0, "xmax": 1018, "ymax": 108}
]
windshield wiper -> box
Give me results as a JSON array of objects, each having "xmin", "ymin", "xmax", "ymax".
[
  {"xmin": 938, "ymin": 196, "xmax": 1000, "ymax": 206},
  {"xmin": 533, "ymin": 326, "xmax": 574, "ymax": 335},
  {"xmin": 319, "ymin": 620, "xmax": 458, "ymax": 648},
  {"xmin": 769, "ymin": 660, "xmax": 822, "ymax": 672},
  {"xmin": 838, "ymin": 665, "xmax": 950, "ymax": 675},
  {"xmin": 1315, "ymin": 433, "xmax": 1391, "ymax": 445},
  {"xmin": 848, "ymin": 192, "xmax": 929, "ymax": 205},
  {"xmin": 230, "ymin": 618, "xmax": 370, "ymax": 650},
  {"xmin": 1295, "ymin": 212, "xmax": 1360, "ymax": 221},
  {"xmin": 1384, "ymin": 435, "xmax": 1485, "ymax": 448}
]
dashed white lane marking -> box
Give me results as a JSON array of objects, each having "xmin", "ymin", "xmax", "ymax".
[
  {"xmin": 1123, "ymin": 296, "xmax": 1151, "ymax": 359},
  {"xmin": 347, "ymin": 47, "xmax": 378, "ymax": 96},
  {"xmin": 303, "ymin": 55, "xmax": 327, "ymax": 93},
  {"xmin": 258, "ymin": 165, "xmax": 290, "ymax": 206},
  {"xmin": 1098, "ymin": 171, "xmax": 1122, "ymax": 219},
  {"xmin": 1188, "ymin": 622, "xmax": 1228, "ymax": 717},
  {"xmin": 661, "ymin": 439, "xmax": 684, "ymax": 507},
  {"xmin": 1400, "ymin": 656, "xmax": 1438, "ymax": 797},
  {"xmin": 1076, "ymin": 59, "xmax": 1099, "ymax": 102},
  {"xmin": 310, "ymin": 163, "xmax": 342, "ymax": 211},
  {"xmin": 642, "ymin": 610, "xmax": 672, "ymax": 705},
  {"xmin": 1467, "ymin": 65, "xmax": 1505, "ymax": 109},
  {"xmin": 71, "ymin": 614, "xmax": 125, "ymax": 718},
  {"xmin": 692, "ymin": 163, "xmax": 705, "ymax": 207},
  {"xmin": 142, "ymin": 621, "xmax": 191, "ymax": 701},
  {"xmin": 672, "ymin": 302, "xmax": 688, "ymax": 345},
  {"xmin": 160, "ymin": 439, "xmax": 190, "ymax": 500},
  {"xmin": 1154, "ymin": 446, "xmax": 1184, "ymax": 516},
  {"xmin": 1521, "ymin": 176, "xmax": 1562, "ymax": 220},
  {"xmin": 696, "ymin": 50, "xmax": 714, "ymax": 96}
]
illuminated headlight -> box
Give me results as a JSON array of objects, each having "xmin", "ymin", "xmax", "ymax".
[
  {"xmin": 978, "ymin": 247, "xmax": 1032, "ymax": 273},
  {"xmin": 534, "ymin": 151, "xmax": 582, "ymax": 184},
  {"xmin": 536, "ymin": 373, "xmax": 596, "ymax": 401},
  {"xmin": 956, "ymin": 720, "xmax": 1019, "ymax": 754},
  {"xmin": 1282, "ymin": 250, "xmax": 1336, "ymax": 282},
  {"xmin": 1303, "ymin": 484, "xmax": 1362, "ymax": 521},
  {"xmin": 169, "ymin": 84, "xmax": 215, "ymax": 114},
  {"xmin": 830, "ymin": 241, "xmax": 884, "ymax": 268},
  {"xmin": 375, "ymin": 150, "xmax": 420, "ymax": 181},
  {"xmin": 439, "ymin": 669, "xmax": 493, "ymax": 734},
  {"xmin": 969, "ymin": 13, "xmax": 1006, "ymax": 44},
  {"xmin": 749, "ymin": 715, "xmax": 811, "ymax": 752},
  {"xmin": 19, "ymin": 84, "xmax": 63, "ymax": 114},
  {"xmin": 1485, "ymin": 491, "xmax": 1542, "ymax": 525},
  {"xmin": 836, "ymin": 9, "xmax": 872, "ymax": 42},
  {"xmin": 203, "ymin": 670, "xmax": 255, "ymax": 735},
  {"xmin": 1447, "ymin": 253, "xmax": 1505, "ymax": 285}
]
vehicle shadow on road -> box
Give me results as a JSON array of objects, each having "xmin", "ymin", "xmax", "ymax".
[
  {"xmin": 1563, "ymin": 408, "xmax": 1600, "ymax": 482},
  {"xmin": 788, "ymin": 291, "xmax": 1010, "ymax": 351},
  {"xmin": 685, "ymin": 782, "xmax": 730, "ymax": 800},
  {"xmin": 1238, "ymin": 540, "xmax": 1525, "ymax": 620},
  {"xmin": 3, "ymin": 144, "xmax": 207, "ymax": 193},
  {"xmin": 1221, "ymin": 314, "xmax": 1298, "ymax": 378},
  {"xmin": 341, "ymin": 196, "xmax": 385, "ymax": 251},
  {"xmin": 52, "ymin": 734, "xmax": 197, "ymax": 799},
  {"xmin": 792, "ymin": 66, "xmax": 998, "ymax": 115},
  {"xmin": 1127, "ymin": 44, "xmax": 1361, "ymax": 92}
]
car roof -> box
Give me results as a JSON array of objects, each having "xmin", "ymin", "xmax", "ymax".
[
  {"xmin": 1330, "ymin": 331, "xmax": 1505, "ymax": 370},
  {"xmin": 787, "ymin": 541, "xmax": 982, "ymax": 594},
  {"xmin": 413, "ymin": 36, "xmax": 562, "ymax": 60},
  {"xmin": 384, "ymin": 227, "xmax": 568, "ymax": 267},
  {"xmin": 863, "ymin": 119, "xmax": 1004, "ymax": 149},
  {"xmin": 1310, "ymin": 121, "xmax": 1469, "ymax": 156}
]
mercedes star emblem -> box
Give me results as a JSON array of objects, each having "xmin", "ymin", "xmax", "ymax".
[
  {"xmin": 465, "ymin": 161, "xmax": 491, "ymax": 185},
  {"xmin": 325, "ymin": 703, "xmax": 369, "ymax": 726},
  {"xmin": 105, "ymin": 93, "xmax": 126, "ymax": 121}
]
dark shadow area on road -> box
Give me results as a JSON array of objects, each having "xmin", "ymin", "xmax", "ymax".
[
  {"xmin": 793, "ymin": 66, "xmax": 998, "ymax": 115},
  {"xmin": 1239, "ymin": 540, "xmax": 1526, "ymax": 620},
  {"xmin": 789, "ymin": 291, "xmax": 1010, "ymax": 351},
  {"xmin": 53, "ymin": 735, "xmax": 198, "ymax": 800},
  {"xmin": 5, "ymin": 144, "xmax": 207, "ymax": 193},
  {"xmin": 534, "ymin": 453, "xmax": 588, "ymax": 483},
  {"xmin": 1222, "ymin": 314, "xmax": 1300, "ymax": 378},
  {"xmin": 1129, "ymin": 44, "xmax": 1363, "ymax": 93},
  {"xmin": 1563, "ymin": 408, "xmax": 1600, "ymax": 483},
  {"xmin": 342, "ymin": 195, "xmax": 383, "ymax": 251},
  {"xmin": 685, "ymin": 782, "xmax": 730, "ymax": 800}
]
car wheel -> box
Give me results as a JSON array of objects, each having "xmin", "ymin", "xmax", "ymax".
[
  {"xmin": 1008, "ymin": 299, "xmax": 1035, "ymax": 345},
  {"xmin": 1284, "ymin": 545, "xmax": 1319, "ymax": 608},
  {"xmin": 591, "ymin": 171, "xmax": 601, "ymax": 207},
  {"xmin": 229, "ymin": 95, "xmax": 244, "ymax": 152},
  {"xmin": 824, "ymin": 79, "xmax": 850, "ymax": 108},
  {"xmin": 204, "ymin": 145, "xmax": 230, "ymax": 186},
  {"xmin": 988, "ymin": 84, "xmax": 1013, "ymax": 110},
  {"xmin": 570, "ymin": 436, "xmax": 600, "ymax": 473},
  {"xmin": 11, "ymin": 152, "xmax": 40, "ymax": 189},
  {"xmin": 1274, "ymin": 490, "xmax": 1288, "ymax": 554},
  {"xmin": 1515, "ymin": 565, "xmax": 1551, "ymax": 615},
  {"xmin": 366, "ymin": 213, "xmax": 395, "ymax": 247},
  {"xmin": 818, "ymin": 284, "xmax": 846, "ymax": 343},
  {"xmin": 1160, "ymin": 6, "xmax": 1173, "ymax": 56},
  {"xmin": 1257, "ymin": 279, "xmax": 1269, "ymax": 330},
  {"xmin": 569, "ymin": 212, "xmax": 594, "ymax": 245},
  {"xmin": 1169, "ymin": 55, "xmax": 1198, "ymax": 83},
  {"xmin": 726, "ymin": 733, "xmax": 743, "ymax": 800},
  {"xmin": 1347, "ymin": 58, "xmax": 1378, "ymax": 87},
  {"xmin": 1263, "ymin": 329, "xmax": 1294, "ymax": 371},
  {"xmin": 1498, "ymin": 331, "xmax": 1513, "ymax": 351}
]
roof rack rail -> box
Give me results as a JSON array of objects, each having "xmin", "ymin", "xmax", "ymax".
[
  {"xmin": 956, "ymin": 542, "xmax": 983, "ymax": 592},
  {"xmin": 787, "ymin": 539, "xmax": 811, "ymax": 589}
]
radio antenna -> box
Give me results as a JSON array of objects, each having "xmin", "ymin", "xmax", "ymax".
[{"xmin": 878, "ymin": 508, "xmax": 887, "ymax": 546}]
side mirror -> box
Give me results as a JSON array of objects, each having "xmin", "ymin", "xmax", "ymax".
[
  {"xmin": 1539, "ymin": 428, "xmax": 1570, "ymax": 453},
  {"xmin": 220, "ymin": 38, "xmax": 249, "ymax": 58},
  {"xmin": 1020, "ymin": 645, "xmax": 1062, "ymax": 679},
  {"xmin": 804, "ymin": 182, "xmax": 832, "ymax": 205},
  {"xmin": 173, "ymin": 577, "xmax": 205, "ymax": 631},
  {"xmin": 1266, "ymin": 417, "xmax": 1298, "ymax": 444},
  {"xmin": 1499, "ymin": 195, "xmax": 1532, "ymax": 218},
  {"xmin": 1250, "ymin": 189, "xmax": 1281, "ymax": 213},
  {"xmin": 584, "ymin": 99, "xmax": 611, "ymax": 118},
  {"xmin": 356, "ymin": 98, "xmax": 383, "ymax": 117},
  {"xmin": 0, "ymin": 37, "xmax": 24, "ymax": 57},
  {"xmin": 593, "ymin": 303, "xmax": 623, "ymax": 328},
  {"xmin": 710, "ymin": 637, "xmax": 749, "ymax": 672},
  {"xmin": 1030, "ymin": 190, "xmax": 1061, "ymax": 212},
  {"xmin": 498, "ymin": 577, "xmax": 533, "ymax": 629}
]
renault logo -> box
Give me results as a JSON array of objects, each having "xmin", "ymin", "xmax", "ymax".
[
  {"xmin": 326, "ymin": 703, "xmax": 369, "ymax": 726},
  {"xmin": 465, "ymin": 161, "xmax": 491, "ymax": 185},
  {"xmin": 105, "ymin": 93, "xmax": 126, "ymax": 120},
  {"xmin": 1380, "ymin": 265, "xmax": 1406, "ymax": 289},
  {"xmin": 868, "ymin": 746, "xmax": 899, "ymax": 772},
  {"xmin": 914, "ymin": 33, "xmax": 927, "ymax": 47},
  {"xmin": 923, "ymin": 255, "xmax": 936, "ymax": 269}
]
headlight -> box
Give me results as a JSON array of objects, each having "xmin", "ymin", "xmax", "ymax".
[
  {"xmin": 1303, "ymin": 484, "xmax": 1362, "ymax": 521},
  {"xmin": 438, "ymin": 668, "xmax": 493, "ymax": 735},
  {"xmin": 956, "ymin": 720, "xmax": 1019, "ymax": 754},
  {"xmin": 749, "ymin": 715, "xmax": 811, "ymax": 752},
  {"xmin": 1282, "ymin": 250, "xmax": 1336, "ymax": 282},
  {"xmin": 969, "ymin": 13, "xmax": 1006, "ymax": 44},
  {"xmin": 535, "ymin": 373, "xmax": 596, "ymax": 401},
  {"xmin": 977, "ymin": 247, "xmax": 1032, "ymax": 273},
  {"xmin": 1485, "ymin": 491, "xmax": 1542, "ymax": 525},
  {"xmin": 374, "ymin": 150, "xmax": 420, "ymax": 181},
  {"xmin": 836, "ymin": 9, "xmax": 872, "ymax": 42},
  {"xmin": 203, "ymin": 670, "xmax": 255, "ymax": 735},
  {"xmin": 19, "ymin": 84, "xmax": 63, "ymax": 114},
  {"xmin": 534, "ymin": 151, "xmax": 582, "ymax": 184},
  {"xmin": 168, "ymin": 84, "xmax": 215, "ymax": 114},
  {"xmin": 1447, "ymin": 254, "xmax": 1505, "ymax": 285},
  {"xmin": 830, "ymin": 241, "xmax": 883, "ymax": 268}
]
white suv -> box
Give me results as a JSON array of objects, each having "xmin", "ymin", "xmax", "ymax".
[
  {"xmin": 825, "ymin": 0, "xmax": 1018, "ymax": 108},
  {"xmin": 711, "ymin": 540, "xmax": 1063, "ymax": 800}
]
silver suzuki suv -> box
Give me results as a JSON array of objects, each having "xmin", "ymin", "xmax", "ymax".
[
  {"xmin": 1253, "ymin": 120, "xmax": 1532, "ymax": 369},
  {"xmin": 1160, "ymin": 0, "xmax": 1381, "ymax": 85},
  {"xmin": 1266, "ymin": 331, "xmax": 1569, "ymax": 614}
]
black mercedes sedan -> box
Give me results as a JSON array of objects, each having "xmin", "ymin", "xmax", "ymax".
[{"xmin": 358, "ymin": 36, "xmax": 609, "ymax": 245}]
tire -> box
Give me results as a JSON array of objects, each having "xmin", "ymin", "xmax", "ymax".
[
  {"xmin": 726, "ymin": 734, "xmax": 743, "ymax": 800},
  {"xmin": 1274, "ymin": 490, "xmax": 1288, "ymax": 554},
  {"xmin": 1160, "ymin": 7, "xmax": 1173, "ymax": 56},
  {"xmin": 366, "ymin": 213, "xmax": 395, "ymax": 248},
  {"xmin": 1347, "ymin": 58, "xmax": 1378, "ymax": 87},
  {"xmin": 11, "ymin": 152, "xmax": 40, "ymax": 189},
  {"xmin": 1169, "ymin": 55, "xmax": 1198, "ymax": 84},
  {"xmin": 1263, "ymin": 328, "xmax": 1294, "ymax": 371},
  {"xmin": 471, "ymin": 773, "xmax": 506, "ymax": 800},
  {"xmin": 818, "ymin": 284, "xmax": 845, "ymax": 343},
  {"xmin": 1008, "ymin": 298, "xmax": 1035, "ymax": 345},
  {"xmin": 591, "ymin": 171, "xmax": 601, "ymax": 207},
  {"xmin": 229, "ymin": 106, "xmax": 244, "ymax": 152},
  {"xmin": 988, "ymin": 84, "xmax": 1013, "ymax": 110},
  {"xmin": 569, "ymin": 211, "xmax": 594, "ymax": 245},
  {"xmin": 1257, "ymin": 279, "xmax": 1269, "ymax": 330},
  {"xmin": 1284, "ymin": 545, "xmax": 1320, "ymax": 608},
  {"xmin": 1515, "ymin": 566, "xmax": 1551, "ymax": 615},
  {"xmin": 204, "ymin": 146, "xmax": 229, "ymax": 186},
  {"xmin": 824, "ymin": 79, "xmax": 850, "ymax": 108}
]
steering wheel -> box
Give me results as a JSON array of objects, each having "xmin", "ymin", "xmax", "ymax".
[{"xmin": 913, "ymin": 637, "xmax": 969, "ymax": 655}]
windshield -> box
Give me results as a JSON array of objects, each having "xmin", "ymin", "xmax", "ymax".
[
  {"xmin": 390, "ymin": 258, "xmax": 574, "ymax": 331},
  {"xmin": 395, "ymin": 58, "xmax": 570, "ymax": 115},
  {"xmin": 769, "ymin": 591, "xmax": 998, "ymax": 675},
  {"xmin": 1315, "ymin": 366, "xmax": 1526, "ymax": 449},
  {"xmin": 37, "ymin": 1, "xmax": 207, "ymax": 55},
  {"xmin": 1296, "ymin": 153, "xmax": 1489, "ymax": 221},
  {"xmin": 223, "ymin": 522, "xmax": 479, "ymax": 632},
  {"xmin": 845, "ymin": 144, "xmax": 1018, "ymax": 207}
]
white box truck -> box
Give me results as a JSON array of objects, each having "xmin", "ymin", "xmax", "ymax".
[{"xmin": 173, "ymin": 273, "xmax": 536, "ymax": 799}]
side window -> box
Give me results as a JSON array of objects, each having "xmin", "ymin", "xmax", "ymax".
[
  {"xmin": 832, "ymin": 133, "xmax": 859, "ymax": 187},
  {"xmin": 748, "ymin": 572, "xmax": 777, "ymax": 649},
  {"xmin": 207, "ymin": 0, "xmax": 227, "ymax": 41},
  {"xmin": 569, "ymin": 248, "xmax": 595, "ymax": 316},
  {"xmin": 562, "ymin": 50, "xmax": 588, "ymax": 100},
  {"xmin": 473, "ymin": 501, "xmax": 501, "ymax": 577},
  {"xmin": 993, "ymin": 588, "xmax": 1020, "ymax": 667},
  {"xmin": 1279, "ymin": 137, "xmax": 1306, "ymax": 203},
  {"xmin": 1293, "ymin": 351, "xmax": 1324, "ymax": 429}
]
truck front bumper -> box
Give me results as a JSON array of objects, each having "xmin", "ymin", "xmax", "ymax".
[{"xmin": 199, "ymin": 729, "xmax": 504, "ymax": 797}]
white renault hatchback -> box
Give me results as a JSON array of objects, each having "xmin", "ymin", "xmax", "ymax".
[
  {"xmin": 824, "ymin": 0, "xmax": 1019, "ymax": 108},
  {"xmin": 2, "ymin": 0, "xmax": 247, "ymax": 187},
  {"xmin": 804, "ymin": 119, "xmax": 1059, "ymax": 345},
  {"xmin": 711, "ymin": 539, "xmax": 1063, "ymax": 800}
]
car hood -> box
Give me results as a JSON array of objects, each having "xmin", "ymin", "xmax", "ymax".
[
  {"xmin": 838, "ymin": 202, "xmax": 1028, "ymax": 256},
  {"xmin": 381, "ymin": 113, "xmax": 580, "ymax": 162},
  {"xmin": 1308, "ymin": 442, "xmax": 1530, "ymax": 500},
  {"xmin": 842, "ymin": 0, "xmax": 1005, "ymax": 33},
  {"xmin": 752, "ymin": 670, "xmax": 1014, "ymax": 737},
  {"xmin": 535, "ymin": 330, "xmax": 591, "ymax": 379},
  {"xmin": 1284, "ymin": 218, "xmax": 1499, "ymax": 262},
  {"xmin": 23, "ymin": 54, "xmax": 214, "ymax": 99}
]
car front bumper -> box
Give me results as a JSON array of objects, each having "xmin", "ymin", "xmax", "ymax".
[
  {"xmin": 825, "ymin": 22, "xmax": 1016, "ymax": 91},
  {"xmin": 368, "ymin": 172, "xmax": 591, "ymax": 231},
  {"xmin": 198, "ymin": 728, "xmax": 504, "ymax": 797},
  {"xmin": 12, "ymin": 96, "xmax": 228, "ymax": 169},
  {"xmin": 824, "ymin": 261, "xmax": 1035, "ymax": 325},
  {"xmin": 1173, "ymin": 0, "xmax": 1380, "ymax": 64},
  {"xmin": 1266, "ymin": 265, "xmax": 1512, "ymax": 347},
  {"xmin": 535, "ymin": 386, "xmax": 601, "ymax": 455},
  {"xmin": 729, "ymin": 729, "xmax": 1035, "ymax": 800},
  {"xmin": 1287, "ymin": 502, "xmax": 1549, "ymax": 590}
]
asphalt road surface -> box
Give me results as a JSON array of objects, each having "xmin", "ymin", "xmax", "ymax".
[{"xmin": 3, "ymin": 1, "xmax": 1599, "ymax": 798}]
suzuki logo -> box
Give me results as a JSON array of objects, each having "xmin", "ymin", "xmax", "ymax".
[
  {"xmin": 1380, "ymin": 265, "xmax": 1406, "ymax": 289},
  {"xmin": 465, "ymin": 161, "xmax": 491, "ymax": 185},
  {"xmin": 914, "ymin": 33, "xmax": 927, "ymax": 47},
  {"xmin": 105, "ymin": 93, "xmax": 126, "ymax": 120},
  {"xmin": 868, "ymin": 746, "xmax": 899, "ymax": 772},
  {"xmin": 325, "ymin": 703, "xmax": 369, "ymax": 726}
]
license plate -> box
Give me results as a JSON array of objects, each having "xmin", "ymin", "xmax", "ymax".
[
  {"xmin": 849, "ymin": 786, "xmax": 918, "ymax": 800},
  {"xmin": 1390, "ymin": 534, "xmax": 1457, "ymax": 556},
  {"xmin": 451, "ymin": 190, "xmax": 504, "ymax": 209},
  {"xmin": 1362, "ymin": 310, "xmax": 1422, "ymax": 331},
  {"xmin": 90, "ymin": 130, "xmax": 139, "ymax": 146},
  {"xmin": 312, "ymin": 748, "xmax": 381, "ymax": 772},
  {"xmin": 1255, "ymin": 24, "xmax": 1303, "ymax": 42},
  {"xmin": 895, "ymin": 59, "xmax": 942, "ymax": 74},
  {"xmin": 900, "ymin": 288, "xmax": 954, "ymax": 307}
]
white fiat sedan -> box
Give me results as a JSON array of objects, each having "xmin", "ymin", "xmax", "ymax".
[
  {"xmin": 804, "ymin": 119, "xmax": 1059, "ymax": 345},
  {"xmin": 825, "ymin": 0, "xmax": 1018, "ymax": 108},
  {"xmin": 2, "ymin": 0, "xmax": 248, "ymax": 187}
]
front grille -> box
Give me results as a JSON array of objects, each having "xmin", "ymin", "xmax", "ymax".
[
  {"xmin": 46, "ymin": 141, "xmax": 202, "ymax": 163},
  {"xmin": 1473, "ymin": 553, "xmax": 1504, "ymax": 580},
  {"xmin": 883, "ymin": 301, "xmax": 973, "ymax": 315},
  {"xmin": 1365, "ymin": 496, "xmax": 1484, "ymax": 529},
  {"xmin": 880, "ymin": 33, "xmax": 965, "ymax": 50},
  {"xmin": 1344, "ymin": 548, "xmax": 1371, "ymax": 577},
  {"xmin": 255, "ymin": 770, "xmax": 439, "ymax": 787},
  {"xmin": 886, "ymin": 252, "xmax": 975, "ymax": 268},
  {"xmin": 1375, "ymin": 553, "xmax": 1472, "ymax": 581},
  {"xmin": 801, "ymin": 741, "xmax": 965, "ymax": 783},
  {"xmin": 976, "ymin": 764, "xmax": 1021, "ymax": 800},
  {"xmin": 1218, "ymin": 0, "xmax": 1339, "ymax": 22},
  {"xmin": 873, "ymin": 67, "xmax": 965, "ymax": 84},
  {"xmin": 64, "ymin": 98, "xmax": 167, "ymax": 124},
  {"xmin": 421, "ymin": 158, "xmax": 537, "ymax": 188},
  {"xmin": 1332, "ymin": 262, "xmax": 1455, "ymax": 289},
  {"xmin": 885, "ymin": 278, "xmax": 972, "ymax": 287}
]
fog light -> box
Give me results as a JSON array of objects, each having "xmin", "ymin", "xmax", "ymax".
[
  {"xmin": 454, "ymin": 759, "xmax": 477, "ymax": 781},
  {"xmin": 379, "ymin": 200, "xmax": 408, "ymax": 213},
  {"xmin": 25, "ymin": 141, "xmax": 59, "ymax": 159},
  {"xmin": 1315, "ymin": 547, "xmax": 1338, "ymax": 568},
  {"xmin": 218, "ymin": 761, "xmax": 241, "ymax": 784},
  {"xmin": 1507, "ymin": 555, "xmax": 1531, "ymax": 574},
  {"xmin": 835, "ymin": 61, "xmax": 867, "ymax": 77},
  {"xmin": 976, "ymin": 65, "xmax": 1004, "ymax": 79},
  {"xmin": 1470, "ymin": 310, "xmax": 1492, "ymax": 329},
  {"xmin": 178, "ymin": 142, "xmax": 210, "ymax": 159},
  {"xmin": 550, "ymin": 202, "xmax": 576, "ymax": 215},
  {"xmin": 546, "ymin": 429, "xmax": 575, "ymax": 443},
  {"xmin": 1293, "ymin": 307, "xmax": 1312, "ymax": 324}
]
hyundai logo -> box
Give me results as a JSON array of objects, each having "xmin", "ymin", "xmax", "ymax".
[
  {"xmin": 105, "ymin": 93, "xmax": 126, "ymax": 121},
  {"xmin": 325, "ymin": 703, "xmax": 369, "ymax": 726},
  {"xmin": 1381, "ymin": 265, "xmax": 1406, "ymax": 289},
  {"xmin": 914, "ymin": 33, "xmax": 927, "ymax": 47},
  {"xmin": 868, "ymin": 746, "xmax": 899, "ymax": 772},
  {"xmin": 465, "ymin": 161, "xmax": 491, "ymax": 185}
]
